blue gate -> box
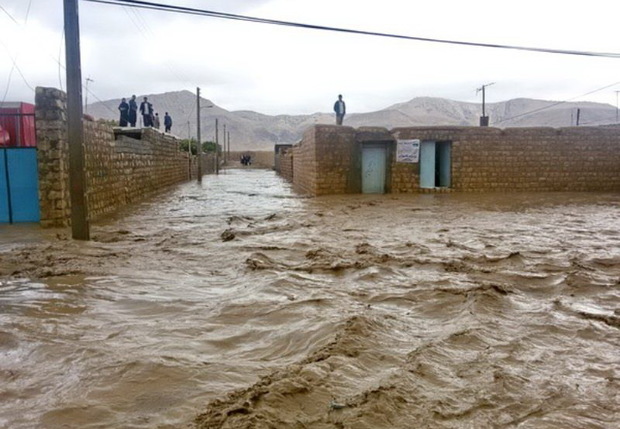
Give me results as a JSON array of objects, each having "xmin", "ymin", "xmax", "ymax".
[{"xmin": 0, "ymin": 147, "xmax": 40, "ymax": 223}]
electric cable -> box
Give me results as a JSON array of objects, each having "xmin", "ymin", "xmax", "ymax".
[
  {"xmin": 0, "ymin": 5, "xmax": 19, "ymax": 25},
  {"xmin": 492, "ymin": 81, "xmax": 620, "ymax": 125},
  {"xmin": 84, "ymin": 0, "xmax": 620, "ymax": 59},
  {"xmin": 0, "ymin": 1, "xmax": 35, "ymax": 105}
]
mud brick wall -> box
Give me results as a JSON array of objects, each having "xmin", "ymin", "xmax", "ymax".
[
  {"xmin": 293, "ymin": 125, "xmax": 356, "ymax": 195},
  {"xmin": 394, "ymin": 126, "xmax": 620, "ymax": 192},
  {"xmin": 35, "ymin": 87, "xmax": 193, "ymax": 227},
  {"xmin": 288, "ymin": 124, "xmax": 620, "ymax": 195},
  {"xmin": 276, "ymin": 148, "xmax": 293, "ymax": 182},
  {"xmin": 228, "ymin": 151, "xmax": 274, "ymax": 168}
]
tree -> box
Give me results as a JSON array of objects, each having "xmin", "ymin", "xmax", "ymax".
[
  {"xmin": 180, "ymin": 139, "xmax": 221, "ymax": 154},
  {"xmin": 202, "ymin": 141, "xmax": 221, "ymax": 153},
  {"xmin": 179, "ymin": 138, "xmax": 197, "ymax": 155}
]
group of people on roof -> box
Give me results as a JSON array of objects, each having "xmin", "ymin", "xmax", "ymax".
[{"xmin": 118, "ymin": 95, "xmax": 172, "ymax": 133}]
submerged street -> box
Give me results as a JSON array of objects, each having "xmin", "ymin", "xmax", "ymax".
[{"xmin": 0, "ymin": 169, "xmax": 619, "ymax": 428}]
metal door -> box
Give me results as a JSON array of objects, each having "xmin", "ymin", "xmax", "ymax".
[
  {"xmin": 419, "ymin": 141, "xmax": 436, "ymax": 188},
  {"xmin": 361, "ymin": 145, "xmax": 386, "ymax": 194},
  {"xmin": 0, "ymin": 150, "xmax": 9, "ymax": 222},
  {"xmin": 0, "ymin": 148, "xmax": 40, "ymax": 223},
  {"xmin": 437, "ymin": 142, "xmax": 451, "ymax": 187}
]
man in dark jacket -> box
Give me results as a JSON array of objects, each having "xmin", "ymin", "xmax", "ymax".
[
  {"xmin": 128, "ymin": 95, "xmax": 138, "ymax": 127},
  {"xmin": 164, "ymin": 112, "xmax": 172, "ymax": 133},
  {"xmin": 139, "ymin": 96, "xmax": 153, "ymax": 127},
  {"xmin": 118, "ymin": 98, "xmax": 129, "ymax": 127},
  {"xmin": 333, "ymin": 94, "xmax": 346, "ymax": 125}
]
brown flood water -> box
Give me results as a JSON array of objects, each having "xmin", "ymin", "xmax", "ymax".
[{"xmin": 0, "ymin": 169, "xmax": 619, "ymax": 429}]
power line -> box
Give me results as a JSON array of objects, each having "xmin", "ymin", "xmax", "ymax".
[
  {"xmin": 0, "ymin": 2, "xmax": 36, "ymax": 104},
  {"xmin": 84, "ymin": 0, "xmax": 620, "ymax": 59},
  {"xmin": 24, "ymin": 0, "xmax": 33, "ymax": 25},
  {"xmin": 492, "ymin": 81, "xmax": 620, "ymax": 125},
  {"xmin": 117, "ymin": 6, "xmax": 189, "ymax": 118},
  {"xmin": 0, "ymin": 39, "xmax": 35, "ymax": 93},
  {"xmin": 0, "ymin": 5, "xmax": 19, "ymax": 24}
]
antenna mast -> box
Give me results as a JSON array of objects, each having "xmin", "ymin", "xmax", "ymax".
[{"xmin": 476, "ymin": 82, "xmax": 495, "ymax": 126}]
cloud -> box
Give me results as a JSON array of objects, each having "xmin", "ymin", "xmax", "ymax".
[{"xmin": 1, "ymin": 0, "xmax": 620, "ymax": 114}]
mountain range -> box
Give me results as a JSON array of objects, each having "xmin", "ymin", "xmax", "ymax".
[{"xmin": 87, "ymin": 91, "xmax": 619, "ymax": 150}]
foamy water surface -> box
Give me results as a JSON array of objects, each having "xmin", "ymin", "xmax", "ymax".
[{"xmin": 0, "ymin": 169, "xmax": 619, "ymax": 428}]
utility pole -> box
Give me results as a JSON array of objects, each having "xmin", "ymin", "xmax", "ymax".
[
  {"xmin": 186, "ymin": 120, "xmax": 191, "ymax": 179},
  {"xmin": 196, "ymin": 87, "xmax": 202, "ymax": 183},
  {"xmin": 215, "ymin": 118, "xmax": 219, "ymax": 174},
  {"xmin": 84, "ymin": 76, "xmax": 93, "ymax": 114},
  {"xmin": 476, "ymin": 82, "xmax": 495, "ymax": 127},
  {"xmin": 63, "ymin": 0, "xmax": 89, "ymax": 240},
  {"xmin": 227, "ymin": 130, "xmax": 230, "ymax": 162},
  {"xmin": 222, "ymin": 124, "xmax": 226, "ymax": 165}
]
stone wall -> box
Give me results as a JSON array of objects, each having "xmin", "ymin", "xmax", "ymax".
[
  {"xmin": 35, "ymin": 87, "xmax": 199, "ymax": 227},
  {"xmin": 35, "ymin": 88, "xmax": 71, "ymax": 226},
  {"xmin": 286, "ymin": 124, "xmax": 620, "ymax": 195}
]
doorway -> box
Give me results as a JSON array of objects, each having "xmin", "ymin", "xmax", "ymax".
[
  {"xmin": 420, "ymin": 141, "xmax": 451, "ymax": 189},
  {"xmin": 361, "ymin": 144, "xmax": 387, "ymax": 194}
]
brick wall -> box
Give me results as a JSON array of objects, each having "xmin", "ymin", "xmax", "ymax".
[
  {"xmin": 228, "ymin": 151, "xmax": 274, "ymax": 168},
  {"xmin": 285, "ymin": 124, "xmax": 620, "ymax": 195},
  {"xmin": 276, "ymin": 148, "xmax": 293, "ymax": 182},
  {"xmin": 35, "ymin": 87, "xmax": 199, "ymax": 227},
  {"xmin": 393, "ymin": 126, "xmax": 620, "ymax": 192},
  {"xmin": 293, "ymin": 125, "xmax": 357, "ymax": 195}
]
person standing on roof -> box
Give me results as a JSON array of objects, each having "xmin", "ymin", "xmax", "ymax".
[
  {"xmin": 140, "ymin": 96, "xmax": 153, "ymax": 127},
  {"xmin": 128, "ymin": 95, "xmax": 138, "ymax": 127},
  {"xmin": 118, "ymin": 98, "xmax": 129, "ymax": 127},
  {"xmin": 333, "ymin": 94, "xmax": 346, "ymax": 125},
  {"xmin": 164, "ymin": 112, "xmax": 172, "ymax": 133}
]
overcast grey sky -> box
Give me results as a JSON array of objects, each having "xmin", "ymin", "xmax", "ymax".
[{"xmin": 1, "ymin": 0, "xmax": 620, "ymax": 115}]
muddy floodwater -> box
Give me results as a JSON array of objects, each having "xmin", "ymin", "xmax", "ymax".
[{"xmin": 1, "ymin": 169, "xmax": 619, "ymax": 429}]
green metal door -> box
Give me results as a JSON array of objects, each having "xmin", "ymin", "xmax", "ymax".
[
  {"xmin": 419, "ymin": 141, "xmax": 436, "ymax": 188},
  {"xmin": 361, "ymin": 145, "xmax": 386, "ymax": 194}
]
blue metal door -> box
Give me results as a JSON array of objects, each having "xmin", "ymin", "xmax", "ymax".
[
  {"xmin": 0, "ymin": 150, "xmax": 9, "ymax": 222},
  {"xmin": 419, "ymin": 141, "xmax": 436, "ymax": 188},
  {"xmin": 0, "ymin": 148, "xmax": 40, "ymax": 223},
  {"xmin": 362, "ymin": 145, "xmax": 386, "ymax": 194}
]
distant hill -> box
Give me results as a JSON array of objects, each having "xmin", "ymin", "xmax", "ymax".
[{"xmin": 88, "ymin": 92, "xmax": 618, "ymax": 151}]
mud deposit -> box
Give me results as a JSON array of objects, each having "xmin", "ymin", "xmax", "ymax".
[{"xmin": 1, "ymin": 169, "xmax": 619, "ymax": 429}]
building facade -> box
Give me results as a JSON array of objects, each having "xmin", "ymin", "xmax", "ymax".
[{"xmin": 276, "ymin": 125, "xmax": 620, "ymax": 195}]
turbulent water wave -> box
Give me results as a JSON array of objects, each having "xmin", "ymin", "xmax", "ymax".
[{"xmin": 0, "ymin": 170, "xmax": 619, "ymax": 428}]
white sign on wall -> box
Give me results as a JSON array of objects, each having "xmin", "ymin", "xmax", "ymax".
[{"xmin": 396, "ymin": 139, "xmax": 420, "ymax": 163}]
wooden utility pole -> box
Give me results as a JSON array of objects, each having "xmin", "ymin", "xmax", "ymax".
[
  {"xmin": 215, "ymin": 118, "xmax": 219, "ymax": 174},
  {"xmin": 196, "ymin": 87, "xmax": 202, "ymax": 183},
  {"xmin": 576, "ymin": 108, "xmax": 581, "ymax": 126},
  {"xmin": 222, "ymin": 124, "xmax": 226, "ymax": 165},
  {"xmin": 64, "ymin": 0, "xmax": 89, "ymax": 240},
  {"xmin": 227, "ymin": 130, "xmax": 230, "ymax": 161}
]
